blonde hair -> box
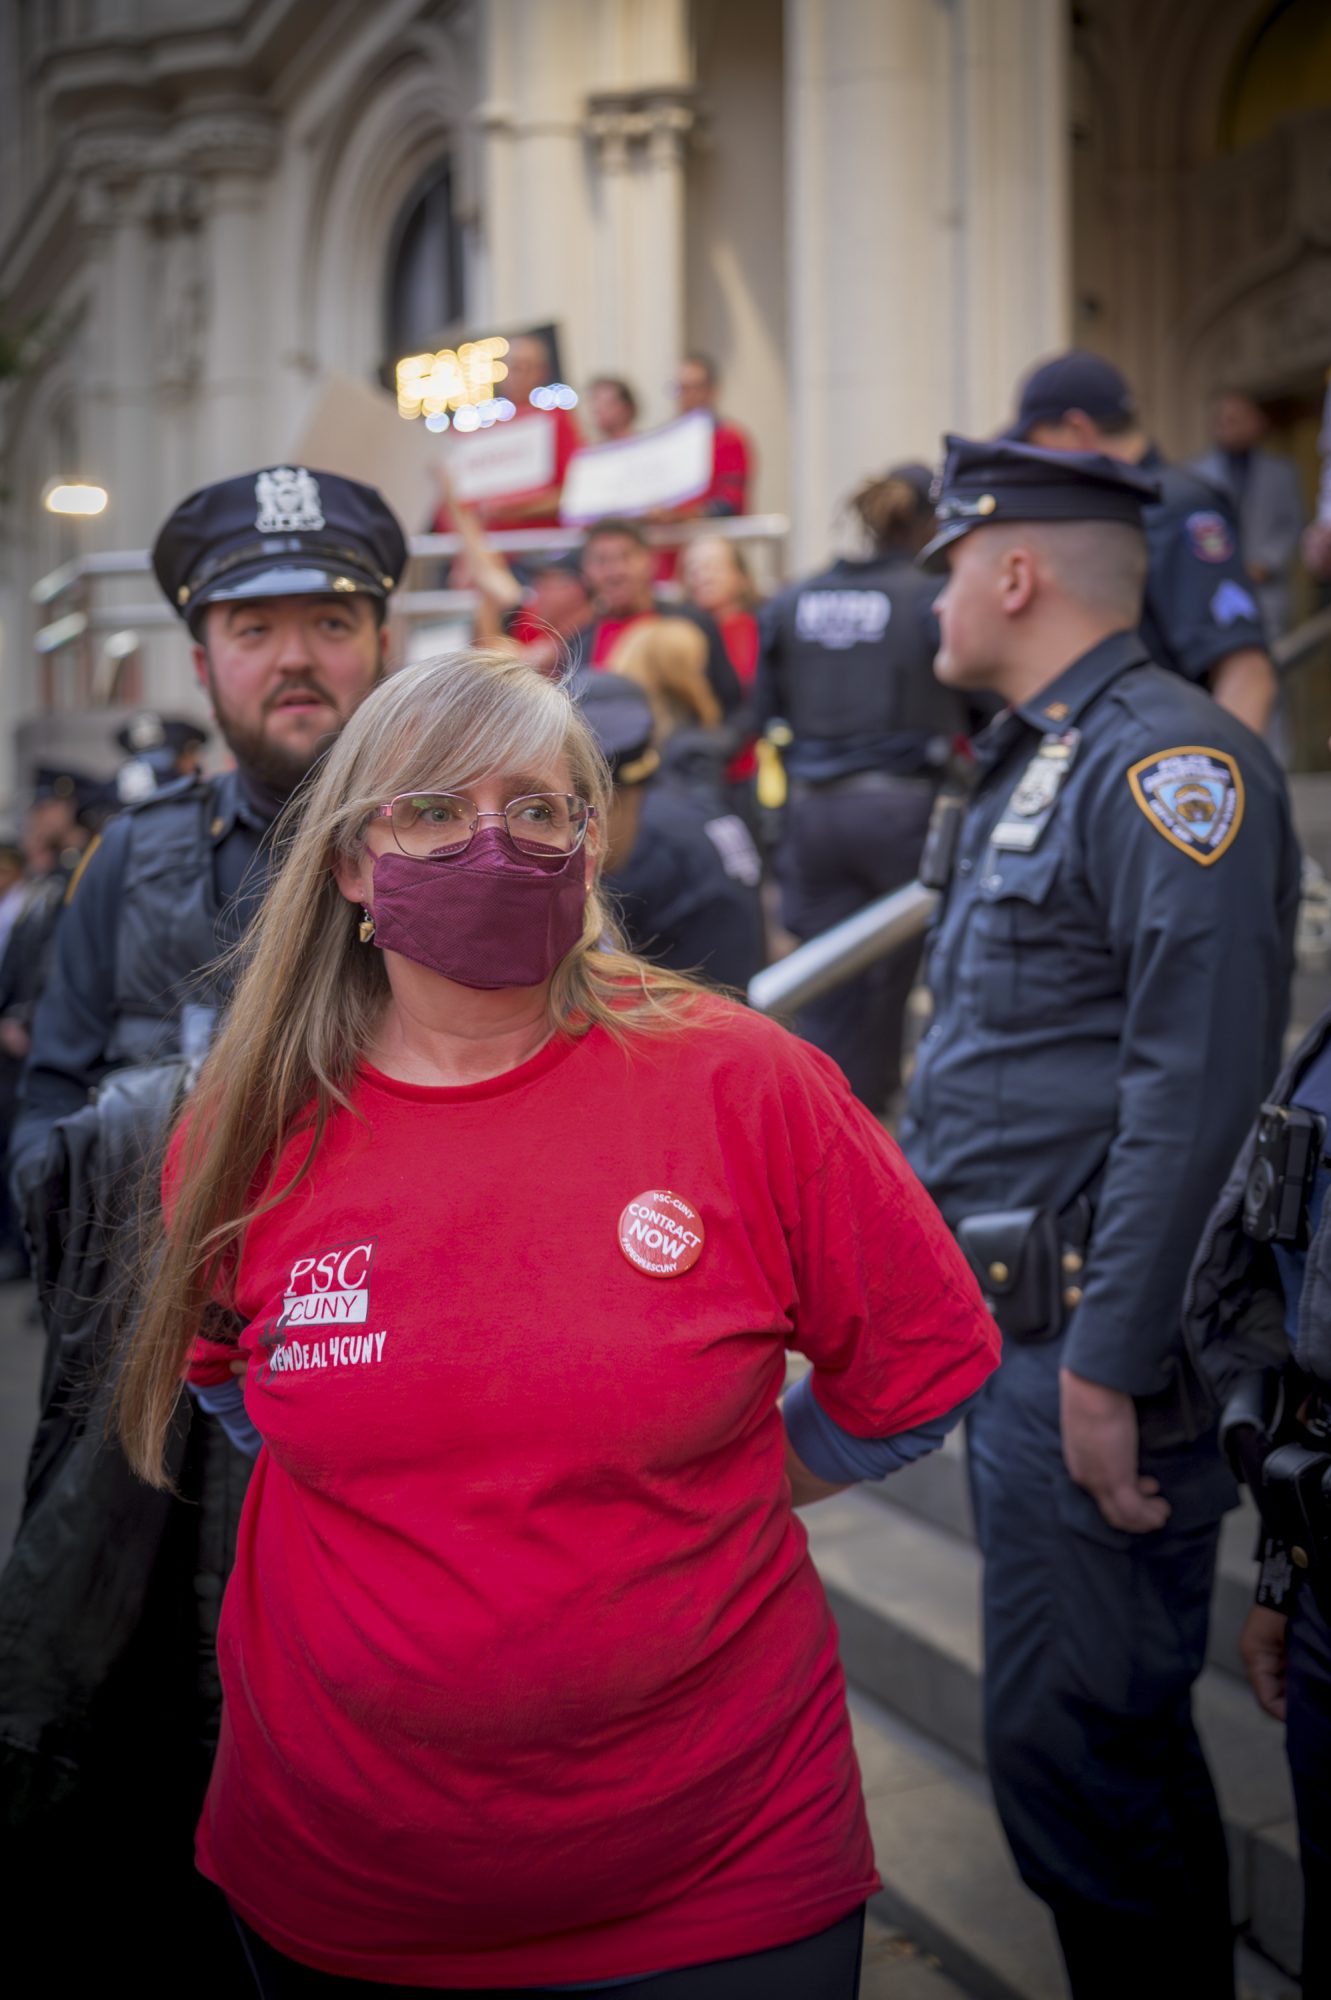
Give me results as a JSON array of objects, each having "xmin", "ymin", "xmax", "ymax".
[
  {"xmin": 607, "ymin": 617, "xmax": 721, "ymax": 738},
  {"xmin": 117, "ymin": 652, "xmax": 708, "ymax": 1486}
]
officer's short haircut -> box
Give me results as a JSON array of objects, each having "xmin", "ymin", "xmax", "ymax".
[
  {"xmin": 1090, "ymin": 407, "xmax": 1137, "ymax": 438},
  {"xmin": 683, "ymin": 351, "xmax": 719, "ymax": 387},
  {"xmin": 1021, "ymin": 520, "xmax": 1148, "ymax": 622}
]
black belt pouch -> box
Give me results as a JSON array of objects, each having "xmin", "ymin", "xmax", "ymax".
[
  {"xmin": 1260, "ymin": 1443, "xmax": 1331, "ymax": 1571},
  {"xmin": 955, "ymin": 1206, "xmax": 1062, "ymax": 1343}
]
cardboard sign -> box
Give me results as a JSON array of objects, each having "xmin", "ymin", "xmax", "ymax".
[
  {"xmin": 291, "ymin": 372, "xmax": 441, "ymax": 535},
  {"xmin": 560, "ymin": 411, "xmax": 714, "ymax": 525},
  {"xmin": 447, "ymin": 411, "xmax": 557, "ymax": 505}
]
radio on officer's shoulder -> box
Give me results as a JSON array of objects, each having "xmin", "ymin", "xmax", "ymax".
[{"xmin": 1242, "ymin": 1103, "xmax": 1327, "ymax": 1245}]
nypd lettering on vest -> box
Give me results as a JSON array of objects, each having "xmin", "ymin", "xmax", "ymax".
[{"xmin": 794, "ymin": 589, "xmax": 891, "ymax": 651}]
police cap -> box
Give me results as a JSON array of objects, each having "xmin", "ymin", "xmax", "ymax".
[
  {"xmin": 115, "ymin": 710, "xmax": 211, "ymax": 759},
  {"xmin": 32, "ymin": 765, "xmax": 116, "ymax": 826},
  {"xmin": 152, "ymin": 466, "xmax": 408, "ymax": 628},
  {"xmin": 576, "ymin": 674, "xmax": 660, "ymax": 787},
  {"xmin": 1004, "ymin": 350, "xmax": 1136, "ymax": 441},
  {"xmin": 918, "ymin": 435, "xmax": 1161, "ymax": 572}
]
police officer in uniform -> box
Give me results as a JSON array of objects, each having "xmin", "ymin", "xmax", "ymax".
[
  {"xmin": 756, "ymin": 464, "xmax": 969, "ymax": 1109},
  {"xmin": 1185, "ymin": 999, "xmax": 1331, "ymax": 1995},
  {"xmin": 114, "ymin": 710, "xmax": 210, "ymax": 804},
  {"xmin": 3, "ymin": 465, "xmax": 404, "ymax": 1990},
  {"xmin": 580, "ymin": 674, "xmax": 766, "ymax": 990},
  {"xmin": 900, "ymin": 436, "xmax": 1299, "ymax": 1999},
  {"xmin": 10, "ymin": 464, "xmax": 405, "ymax": 1194},
  {"xmin": 1005, "ymin": 350, "xmax": 1276, "ymax": 735}
]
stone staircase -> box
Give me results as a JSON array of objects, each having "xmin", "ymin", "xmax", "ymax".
[{"xmin": 806, "ymin": 1432, "xmax": 1304, "ymax": 1999}]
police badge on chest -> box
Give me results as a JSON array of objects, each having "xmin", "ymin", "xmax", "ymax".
[{"xmin": 991, "ymin": 730, "xmax": 1081, "ymax": 852}]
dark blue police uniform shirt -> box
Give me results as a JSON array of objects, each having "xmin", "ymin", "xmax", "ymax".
[
  {"xmin": 1138, "ymin": 448, "xmax": 1266, "ymax": 682},
  {"xmin": 900, "ymin": 630, "xmax": 1298, "ymax": 1399},
  {"xmin": 606, "ymin": 777, "xmax": 765, "ymax": 992},
  {"xmin": 10, "ymin": 766, "xmax": 278, "ymax": 1185}
]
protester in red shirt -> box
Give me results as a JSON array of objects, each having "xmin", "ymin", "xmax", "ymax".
[
  {"xmin": 118, "ymin": 651, "xmax": 998, "ymax": 1998},
  {"xmin": 680, "ymin": 535, "xmax": 761, "ymax": 789},
  {"xmin": 651, "ymin": 354, "xmax": 753, "ymax": 580},
  {"xmin": 672, "ymin": 352, "xmax": 753, "ymax": 517},
  {"xmin": 432, "ymin": 333, "xmax": 582, "ymax": 538},
  {"xmin": 588, "ymin": 373, "xmax": 639, "ymax": 443},
  {"xmin": 580, "ymin": 517, "xmax": 743, "ymax": 719}
]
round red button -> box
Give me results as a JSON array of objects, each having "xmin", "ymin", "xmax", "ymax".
[{"xmin": 618, "ymin": 1190, "xmax": 706, "ymax": 1278}]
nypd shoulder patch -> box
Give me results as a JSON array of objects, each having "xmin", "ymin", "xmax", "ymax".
[
  {"xmin": 1126, "ymin": 746, "xmax": 1244, "ymax": 866},
  {"xmin": 1185, "ymin": 510, "xmax": 1235, "ymax": 563}
]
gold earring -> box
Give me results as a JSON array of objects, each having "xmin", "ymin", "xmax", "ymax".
[{"xmin": 358, "ymin": 908, "xmax": 375, "ymax": 944}]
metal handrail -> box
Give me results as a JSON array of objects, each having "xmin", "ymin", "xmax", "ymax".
[
  {"xmin": 748, "ymin": 601, "xmax": 1331, "ymax": 1020},
  {"xmin": 748, "ymin": 882, "xmax": 939, "ymax": 1017},
  {"xmin": 1274, "ymin": 603, "xmax": 1331, "ymax": 675},
  {"xmin": 29, "ymin": 514, "xmax": 790, "ymax": 606},
  {"xmin": 29, "ymin": 514, "xmax": 791, "ymax": 655}
]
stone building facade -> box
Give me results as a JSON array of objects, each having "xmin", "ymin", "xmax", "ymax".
[{"xmin": 0, "ymin": 0, "xmax": 1328, "ymax": 793}]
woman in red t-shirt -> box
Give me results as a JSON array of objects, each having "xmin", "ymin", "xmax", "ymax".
[
  {"xmin": 118, "ymin": 652, "xmax": 997, "ymax": 1998},
  {"xmin": 680, "ymin": 537, "xmax": 760, "ymax": 790}
]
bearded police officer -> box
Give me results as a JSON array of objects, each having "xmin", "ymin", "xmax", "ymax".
[
  {"xmin": 10, "ymin": 465, "xmax": 405, "ymax": 1194},
  {"xmin": 755, "ymin": 464, "xmax": 969, "ymax": 1109},
  {"xmin": 900, "ymin": 436, "xmax": 1299, "ymax": 1999},
  {"xmin": 1185, "ymin": 994, "xmax": 1331, "ymax": 1995},
  {"xmin": 2, "ymin": 464, "xmax": 404, "ymax": 1992},
  {"xmin": 1004, "ymin": 351, "xmax": 1276, "ymax": 735}
]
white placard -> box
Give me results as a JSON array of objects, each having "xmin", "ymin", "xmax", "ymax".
[
  {"xmin": 447, "ymin": 411, "xmax": 557, "ymax": 504},
  {"xmin": 559, "ymin": 411, "xmax": 714, "ymax": 525}
]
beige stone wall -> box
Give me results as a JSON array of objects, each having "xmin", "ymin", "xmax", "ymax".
[{"xmin": 685, "ymin": 0, "xmax": 789, "ymax": 526}]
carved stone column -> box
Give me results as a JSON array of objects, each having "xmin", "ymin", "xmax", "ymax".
[
  {"xmin": 585, "ymin": 88, "xmax": 696, "ymax": 422},
  {"xmin": 69, "ymin": 132, "xmax": 161, "ymax": 550},
  {"xmin": 784, "ymin": 0, "xmax": 1069, "ymax": 564},
  {"xmin": 175, "ymin": 110, "xmax": 279, "ymax": 480}
]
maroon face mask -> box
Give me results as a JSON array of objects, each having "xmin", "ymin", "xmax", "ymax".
[{"xmin": 370, "ymin": 827, "xmax": 587, "ymax": 989}]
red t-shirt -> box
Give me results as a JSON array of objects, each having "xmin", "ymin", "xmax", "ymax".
[
  {"xmin": 656, "ymin": 420, "xmax": 755, "ymax": 581},
  {"xmin": 588, "ymin": 610, "xmax": 651, "ymax": 667},
  {"xmin": 183, "ymin": 1004, "xmax": 996, "ymax": 1986},
  {"xmin": 719, "ymin": 609, "xmax": 760, "ymax": 781},
  {"xmin": 706, "ymin": 420, "xmax": 752, "ymax": 516}
]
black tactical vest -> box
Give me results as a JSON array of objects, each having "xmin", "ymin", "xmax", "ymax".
[{"xmin": 106, "ymin": 780, "xmax": 241, "ymax": 1066}]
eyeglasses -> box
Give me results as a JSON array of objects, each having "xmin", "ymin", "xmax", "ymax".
[{"xmin": 370, "ymin": 790, "xmax": 596, "ymax": 859}]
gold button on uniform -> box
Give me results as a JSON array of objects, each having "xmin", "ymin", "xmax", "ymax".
[
  {"xmin": 988, "ymin": 1261, "xmax": 1010, "ymax": 1284},
  {"xmin": 210, "ymin": 816, "xmax": 225, "ymax": 837},
  {"xmin": 1293, "ymin": 1547, "xmax": 1310, "ymax": 1570},
  {"xmin": 1063, "ymin": 1286, "xmax": 1084, "ymax": 1309}
]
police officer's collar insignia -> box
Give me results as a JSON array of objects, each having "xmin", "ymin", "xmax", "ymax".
[
  {"xmin": 991, "ymin": 731, "xmax": 1080, "ymax": 852},
  {"xmin": 254, "ymin": 466, "xmax": 325, "ymax": 534},
  {"xmin": 1126, "ymin": 746, "xmax": 1244, "ymax": 866}
]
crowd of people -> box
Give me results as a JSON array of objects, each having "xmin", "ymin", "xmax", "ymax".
[{"xmin": 0, "ymin": 342, "xmax": 1330, "ymax": 2000}]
